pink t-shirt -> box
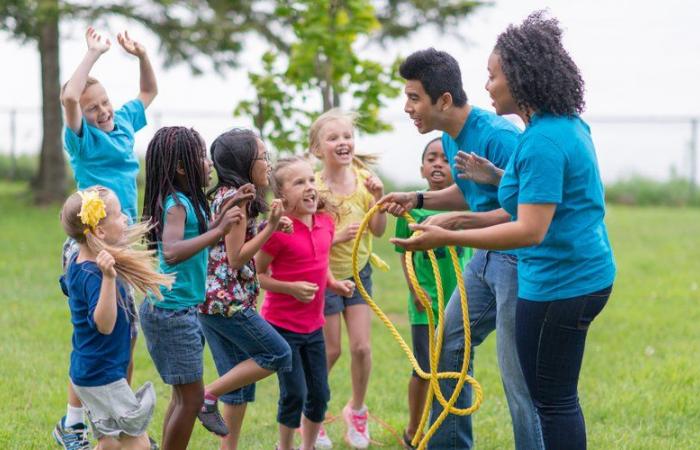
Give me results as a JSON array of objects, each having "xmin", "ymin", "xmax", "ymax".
[{"xmin": 260, "ymin": 213, "xmax": 335, "ymax": 334}]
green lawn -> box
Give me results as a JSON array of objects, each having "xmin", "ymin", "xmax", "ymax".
[{"xmin": 0, "ymin": 181, "xmax": 698, "ymax": 449}]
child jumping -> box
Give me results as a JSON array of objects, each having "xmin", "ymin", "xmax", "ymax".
[
  {"xmin": 393, "ymin": 138, "xmax": 472, "ymax": 448},
  {"xmin": 55, "ymin": 27, "xmax": 157, "ymax": 449},
  {"xmin": 139, "ymin": 126, "xmax": 246, "ymax": 450},
  {"xmin": 310, "ymin": 109, "xmax": 386, "ymax": 449},
  {"xmin": 59, "ymin": 186, "xmax": 173, "ymax": 450},
  {"xmin": 196, "ymin": 129, "xmax": 293, "ymax": 449},
  {"xmin": 256, "ymin": 157, "xmax": 355, "ymax": 450}
]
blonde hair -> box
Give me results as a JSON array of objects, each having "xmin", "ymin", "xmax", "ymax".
[
  {"xmin": 61, "ymin": 76, "xmax": 100, "ymax": 96},
  {"xmin": 271, "ymin": 156, "xmax": 340, "ymax": 220},
  {"xmin": 308, "ymin": 108, "xmax": 379, "ymax": 170},
  {"xmin": 60, "ymin": 187, "xmax": 174, "ymax": 299}
]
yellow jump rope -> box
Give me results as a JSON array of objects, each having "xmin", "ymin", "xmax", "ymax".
[{"xmin": 350, "ymin": 204, "xmax": 483, "ymax": 450}]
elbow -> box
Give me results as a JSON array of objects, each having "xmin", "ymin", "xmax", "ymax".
[
  {"xmin": 162, "ymin": 250, "xmax": 179, "ymax": 265},
  {"xmin": 61, "ymin": 95, "xmax": 79, "ymax": 107},
  {"xmin": 96, "ymin": 322, "xmax": 115, "ymax": 335},
  {"xmin": 523, "ymin": 229, "xmax": 547, "ymax": 246}
]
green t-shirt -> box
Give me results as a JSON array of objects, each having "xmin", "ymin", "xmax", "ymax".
[{"xmin": 394, "ymin": 209, "xmax": 472, "ymax": 325}]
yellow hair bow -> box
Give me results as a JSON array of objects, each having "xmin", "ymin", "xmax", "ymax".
[{"xmin": 77, "ymin": 190, "xmax": 106, "ymax": 234}]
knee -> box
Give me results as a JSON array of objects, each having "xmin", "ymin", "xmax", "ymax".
[
  {"xmin": 350, "ymin": 343, "xmax": 371, "ymax": 362},
  {"xmin": 96, "ymin": 438, "xmax": 121, "ymax": 450},
  {"xmin": 134, "ymin": 434, "xmax": 151, "ymax": 450}
]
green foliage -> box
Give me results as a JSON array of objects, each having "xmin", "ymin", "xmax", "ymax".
[{"xmin": 606, "ymin": 176, "xmax": 700, "ymax": 207}]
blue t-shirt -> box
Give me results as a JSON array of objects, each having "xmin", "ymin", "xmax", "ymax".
[
  {"xmin": 62, "ymin": 258, "xmax": 130, "ymax": 387},
  {"xmin": 498, "ymin": 114, "xmax": 616, "ymax": 301},
  {"xmin": 441, "ymin": 106, "xmax": 521, "ymax": 212},
  {"xmin": 150, "ymin": 192, "xmax": 209, "ymax": 309},
  {"xmin": 63, "ymin": 99, "xmax": 146, "ymax": 222}
]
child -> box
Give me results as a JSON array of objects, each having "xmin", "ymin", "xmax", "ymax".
[
  {"xmin": 393, "ymin": 138, "xmax": 472, "ymax": 448},
  {"xmin": 55, "ymin": 27, "xmax": 158, "ymax": 449},
  {"xmin": 59, "ymin": 186, "xmax": 173, "ymax": 450},
  {"xmin": 256, "ymin": 157, "xmax": 355, "ymax": 450},
  {"xmin": 310, "ymin": 108, "xmax": 386, "ymax": 449},
  {"xmin": 139, "ymin": 126, "xmax": 245, "ymax": 450},
  {"xmin": 196, "ymin": 129, "xmax": 293, "ymax": 449}
]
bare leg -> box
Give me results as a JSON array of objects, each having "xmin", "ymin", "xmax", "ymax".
[
  {"xmin": 323, "ymin": 313, "xmax": 342, "ymax": 371},
  {"xmin": 161, "ymin": 381, "xmax": 204, "ymax": 450},
  {"xmin": 343, "ymin": 304, "xmax": 372, "ymax": 409},
  {"xmin": 300, "ymin": 415, "xmax": 322, "ymax": 450},
  {"xmin": 219, "ymin": 403, "xmax": 248, "ymax": 450},
  {"xmin": 206, "ymin": 359, "xmax": 272, "ymax": 397},
  {"xmin": 406, "ymin": 376, "xmax": 430, "ymax": 440},
  {"xmin": 278, "ymin": 423, "xmax": 296, "ymax": 450}
]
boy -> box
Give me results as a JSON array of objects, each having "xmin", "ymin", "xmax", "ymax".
[
  {"xmin": 53, "ymin": 27, "xmax": 157, "ymax": 450},
  {"xmin": 394, "ymin": 138, "xmax": 471, "ymax": 449}
]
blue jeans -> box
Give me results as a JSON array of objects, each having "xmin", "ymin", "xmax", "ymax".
[
  {"xmin": 516, "ymin": 286, "xmax": 611, "ymax": 450},
  {"xmin": 272, "ymin": 325, "xmax": 330, "ymax": 428},
  {"xmin": 198, "ymin": 308, "xmax": 292, "ymax": 405},
  {"xmin": 429, "ymin": 250, "xmax": 543, "ymax": 450}
]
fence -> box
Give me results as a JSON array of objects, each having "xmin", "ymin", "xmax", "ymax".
[{"xmin": 1, "ymin": 107, "xmax": 697, "ymax": 192}]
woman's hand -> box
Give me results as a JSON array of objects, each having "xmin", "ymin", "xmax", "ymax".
[{"xmin": 390, "ymin": 223, "xmax": 453, "ymax": 252}]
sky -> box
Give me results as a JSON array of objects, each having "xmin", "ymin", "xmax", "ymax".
[{"xmin": 1, "ymin": 0, "xmax": 699, "ymax": 186}]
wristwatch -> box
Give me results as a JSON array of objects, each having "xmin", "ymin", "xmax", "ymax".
[{"xmin": 415, "ymin": 191, "xmax": 424, "ymax": 209}]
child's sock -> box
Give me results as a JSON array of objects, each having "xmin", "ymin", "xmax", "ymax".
[
  {"xmin": 65, "ymin": 404, "xmax": 85, "ymax": 428},
  {"xmin": 204, "ymin": 391, "xmax": 218, "ymax": 406}
]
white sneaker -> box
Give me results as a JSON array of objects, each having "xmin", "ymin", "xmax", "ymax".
[
  {"xmin": 343, "ymin": 404, "xmax": 370, "ymax": 449},
  {"xmin": 315, "ymin": 424, "xmax": 333, "ymax": 449}
]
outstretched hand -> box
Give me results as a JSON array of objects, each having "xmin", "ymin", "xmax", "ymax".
[
  {"xmin": 454, "ymin": 151, "xmax": 502, "ymax": 186},
  {"xmin": 117, "ymin": 30, "xmax": 146, "ymax": 58},
  {"xmin": 390, "ymin": 223, "xmax": 453, "ymax": 252},
  {"xmin": 86, "ymin": 27, "xmax": 111, "ymax": 54}
]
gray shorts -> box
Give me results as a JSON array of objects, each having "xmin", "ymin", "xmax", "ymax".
[
  {"xmin": 324, "ymin": 263, "xmax": 372, "ymax": 316},
  {"xmin": 72, "ymin": 379, "xmax": 155, "ymax": 439},
  {"xmin": 62, "ymin": 238, "xmax": 139, "ymax": 339}
]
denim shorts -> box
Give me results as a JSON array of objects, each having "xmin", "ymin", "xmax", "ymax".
[
  {"xmin": 62, "ymin": 238, "xmax": 139, "ymax": 339},
  {"xmin": 272, "ymin": 325, "xmax": 330, "ymax": 428},
  {"xmin": 324, "ymin": 263, "xmax": 372, "ymax": 316},
  {"xmin": 198, "ymin": 308, "xmax": 292, "ymax": 405},
  {"xmin": 410, "ymin": 324, "xmax": 431, "ymax": 378},
  {"xmin": 139, "ymin": 302, "xmax": 205, "ymax": 385}
]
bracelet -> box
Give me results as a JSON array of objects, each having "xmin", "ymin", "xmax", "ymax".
[{"xmin": 415, "ymin": 191, "xmax": 424, "ymax": 209}]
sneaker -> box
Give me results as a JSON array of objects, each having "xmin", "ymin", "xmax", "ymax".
[
  {"xmin": 315, "ymin": 424, "xmax": 333, "ymax": 449},
  {"xmin": 342, "ymin": 404, "xmax": 370, "ymax": 449},
  {"xmin": 197, "ymin": 401, "xmax": 229, "ymax": 436},
  {"xmin": 149, "ymin": 436, "xmax": 159, "ymax": 450},
  {"xmin": 52, "ymin": 416, "xmax": 90, "ymax": 450}
]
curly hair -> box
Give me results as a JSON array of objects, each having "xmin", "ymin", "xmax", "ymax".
[{"xmin": 495, "ymin": 11, "xmax": 585, "ymax": 117}]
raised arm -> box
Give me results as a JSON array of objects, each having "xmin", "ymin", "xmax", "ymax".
[
  {"xmin": 92, "ymin": 250, "xmax": 118, "ymax": 334},
  {"xmin": 117, "ymin": 31, "xmax": 158, "ymax": 108},
  {"xmin": 61, "ymin": 27, "xmax": 110, "ymax": 134},
  {"xmin": 379, "ymin": 183, "xmax": 468, "ymax": 217}
]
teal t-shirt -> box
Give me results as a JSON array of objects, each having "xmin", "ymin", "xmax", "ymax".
[
  {"xmin": 151, "ymin": 192, "xmax": 209, "ymax": 309},
  {"xmin": 441, "ymin": 106, "xmax": 521, "ymax": 212},
  {"xmin": 63, "ymin": 99, "xmax": 146, "ymax": 222},
  {"xmin": 394, "ymin": 209, "xmax": 472, "ymax": 325},
  {"xmin": 498, "ymin": 114, "xmax": 616, "ymax": 301}
]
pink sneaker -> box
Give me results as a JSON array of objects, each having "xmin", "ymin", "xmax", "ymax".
[
  {"xmin": 342, "ymin": 404, "xmax": 370, "ymax": 449},
  {"xmin": 315, "ymin": 424, "xmax": 333, "ymax": 449}
]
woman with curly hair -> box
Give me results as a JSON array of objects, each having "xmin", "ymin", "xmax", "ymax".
[{"xmin": 392, "ymin": 11, "xmax": 616, "ymax": 450}]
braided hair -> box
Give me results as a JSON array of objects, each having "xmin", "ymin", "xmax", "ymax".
[
  {"xmin": 494, "ymin": 10, "xmax": 585, "ymax": 117},
  {"xmin": 208, "ymin": 128, "xmax": 269, "ymax": 218},
  {"xmin": 142, "ymin": 126, "xmax": 211, "ymax": 249}
]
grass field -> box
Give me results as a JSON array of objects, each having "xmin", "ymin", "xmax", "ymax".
[{"xmin": 1, "ymin": 181, "xmax": 699, "ymax": 449}]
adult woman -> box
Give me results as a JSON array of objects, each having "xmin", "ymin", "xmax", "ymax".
[{"xmin": 391, "ymin": 11, "xmax": 616, "ymax": 450}]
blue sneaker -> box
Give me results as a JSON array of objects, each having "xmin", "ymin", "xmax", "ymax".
[{"xmin": 52, "ymin": 416, "xmax": 90, "ymax": 450}]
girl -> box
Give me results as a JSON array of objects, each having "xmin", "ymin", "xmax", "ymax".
[
  {"xmin": 256, "ymin": 157, "xmax": 355, "ymax": 450},
  {"xmin": 196, "ymin": 129, "xmax": 293, "ymax": 450},
  {"xmin": 139, "ymin": 126, "xmax": 246, "ymax": 450},
  {"xmin": 60, "ymin": 186, "xmax": 173, "ymax": 450},
  {"xmin": 394, "ymin": 12, "xmax": 616, "ymax": 450},
  {"xmin": 310, "ymin": 109, "xmax": 386, "ymax": 449}
]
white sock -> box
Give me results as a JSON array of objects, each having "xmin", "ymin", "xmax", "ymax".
[{"xmin": 65, "ymin": 404, "xmax": 84, "ymax": 428}]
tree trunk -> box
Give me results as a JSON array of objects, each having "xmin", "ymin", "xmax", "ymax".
[{"xmin": 33, "ymin": 5, "xmax": 66, "ymax": 204}]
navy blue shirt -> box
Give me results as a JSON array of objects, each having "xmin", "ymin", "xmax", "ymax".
[
  {"xmin": 498, "ymin": 114, "xmax": 616, "ymax": 300},
  {"xmin": 441, "ymin": 106, "xmax": 521, "ymax": 212},
  {"xmin": 63, "ymin": 258, "xmax": 131, "ymax": 386}
]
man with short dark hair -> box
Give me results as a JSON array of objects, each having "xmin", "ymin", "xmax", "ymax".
[{"xmin": 381, "ymin": 48, "xmax": 543, "ymax": 450}]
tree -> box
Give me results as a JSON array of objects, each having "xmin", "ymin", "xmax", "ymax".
[{"xmin": 233, "ymin": 0, "xmax": 487, "ymax": 153}]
